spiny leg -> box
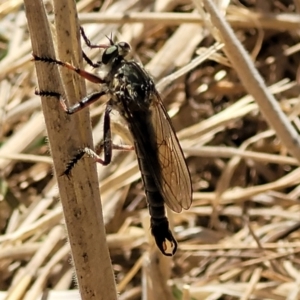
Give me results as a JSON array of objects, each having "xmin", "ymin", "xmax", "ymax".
[
  {"xmin": 64, "ymin": 101, "xmax": 134, "ymax": 175},
  {"xmin": 34, "ymin": 49, "xmax": 114, "ymax": 172},
  {"xmin": 35, "ymin": 82, "xmax": 132, "ymax": 175},
  {"xmin": 63, "ymin": 103, "xmax": 112, "ymax": 175},
  {"xmin": 34, "ymin": 46, "xmax": 133, "ymax": 172},
  {"xmin": 33, "ymin": 54, "xmax": 104, "ymax": 84},
  {"xmin": 35, "ymin": 89, "xmax": 108, "ymax": 115},
  {"xmin": 36, "ymin": 89, "xmax": 114, "ymax": 174}
]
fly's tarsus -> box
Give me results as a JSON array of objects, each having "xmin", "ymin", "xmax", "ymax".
[
  {"xmin": 63, "ymin": 147, "xmax": 105, "ymax": 177},
  {"xmin": 63, "ymin": 149, "xmax": 86, "ymax": 177},
  {"xmin": 35, "ymin": 26, "xmax": 192, "ymax": 256},
  {"xmin": 33, "ymin": 54, "xmax": 66, "ymax": 68},
  {"xmin": 35, "ymin": 89, "xmax": 71, "ymax": 114},
  {"xmin": 35, "ymin": 89, "xmax": 61, "ymax": 99}
]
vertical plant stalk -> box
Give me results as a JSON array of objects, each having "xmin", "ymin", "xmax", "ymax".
[{"xmin": 24, "ymin": 0, "xmax": 118, "ymax": 299}]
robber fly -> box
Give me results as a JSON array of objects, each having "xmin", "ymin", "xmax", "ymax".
[{"xmin": 33, "ymin": 27, "xmax": 192, "ymax": 256}]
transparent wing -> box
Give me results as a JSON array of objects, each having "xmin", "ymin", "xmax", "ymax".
[{"xmin": 149, "ymin": 92, "xmax": 192, "ymax": 213}]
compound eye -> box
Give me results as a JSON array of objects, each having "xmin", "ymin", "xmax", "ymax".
[
  {"xmin": 117, "ymin": 42, "xmax": 131, "ymax": 57},
  {"xmin": 102, "ymin": 45, "xmax": 118, "ymax": 64}
]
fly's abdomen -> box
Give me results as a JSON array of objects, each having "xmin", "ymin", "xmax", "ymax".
[{"xmin": 135, "ymin": 144, "xmax": 177, "ymax": 256}]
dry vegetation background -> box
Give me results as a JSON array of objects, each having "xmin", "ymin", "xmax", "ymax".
[{"xmin": 1, "ymin": 0, "xmax": 300, "ymax": 299}]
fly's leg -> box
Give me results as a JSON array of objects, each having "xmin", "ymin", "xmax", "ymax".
[
  {"xmin": 35, "ymin": 90, "xmax": 133, "ymax": 175},
  {"xmin": 35, "ymin": 89, "xmax": 107, "ymax": 115},
  {"xmin": 33, "ymin": 49, "xmax": 108, "ymax": 112},
  {"xmin": 63, "ymin": 101, "xmax": 134, "ymax": 175},
  {"xmin": 89, "ymin": 103, "xmax": 113, "ymax": 166},
  {"xmin": 63, "ymin": 103, "xmax": 112, "ymax": 175},
  {"xmin": 81, "ymin": 144, "xmax": 133, "ymax": 171},
  {"xmin": 79, "ymin": 101, "xmax": 134, "ymax": 167},
  {"xmin": 82, "ymin": 51, "xmax": 100, "ymax": 68},
  {"xmin": 77, "ymin": 143, "xmax": 133, "ymax": 175},
  {"xmin": 79, "ymin": 26, "xmax": 111, "ymax": 49},
  {"xmin": 35, "ymin": 89, "xmax": 109, "ymax": 175},
  {"xmin": 33, "ymin": 54, "xmax": 104, "ymax": 85},
  {"xmin": 34, "ymin": 50, "xmax": 114, "ymax": 174},
  {"xmin": 79, "ymin": 26, "xmax": 110, "ymax": 68},
  {"xmin": 93, "ymin": 141, "xmax": 133, "ymax": 160}
]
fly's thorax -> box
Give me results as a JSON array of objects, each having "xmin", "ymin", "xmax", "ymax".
[{"xmin": 109, "ymin": 61, "xmax": 156, "ymax": 111}]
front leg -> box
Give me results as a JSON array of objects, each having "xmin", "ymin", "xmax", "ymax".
[
  {"xmin": 79, "ymin": 26, "xmax": 109, "ymax": 68},
  {"xmin": 80, "ymin": 26, "xmax": 111, "ymax": 49},
  {"xmin": 82, "ymin": 50, "xmax": 101, "ymax": 68},
  {"xmin": 33, "ymin": 54, "xmax": 104, "ymax": 84}
]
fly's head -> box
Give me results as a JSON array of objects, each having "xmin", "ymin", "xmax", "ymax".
[
  {"xmin": 96, "ymin": 38, "xmax": 131, "ymax": 82},
  {"xmin": 101, "ymin": 40, "xmax": 131, "ymax": 65}
]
